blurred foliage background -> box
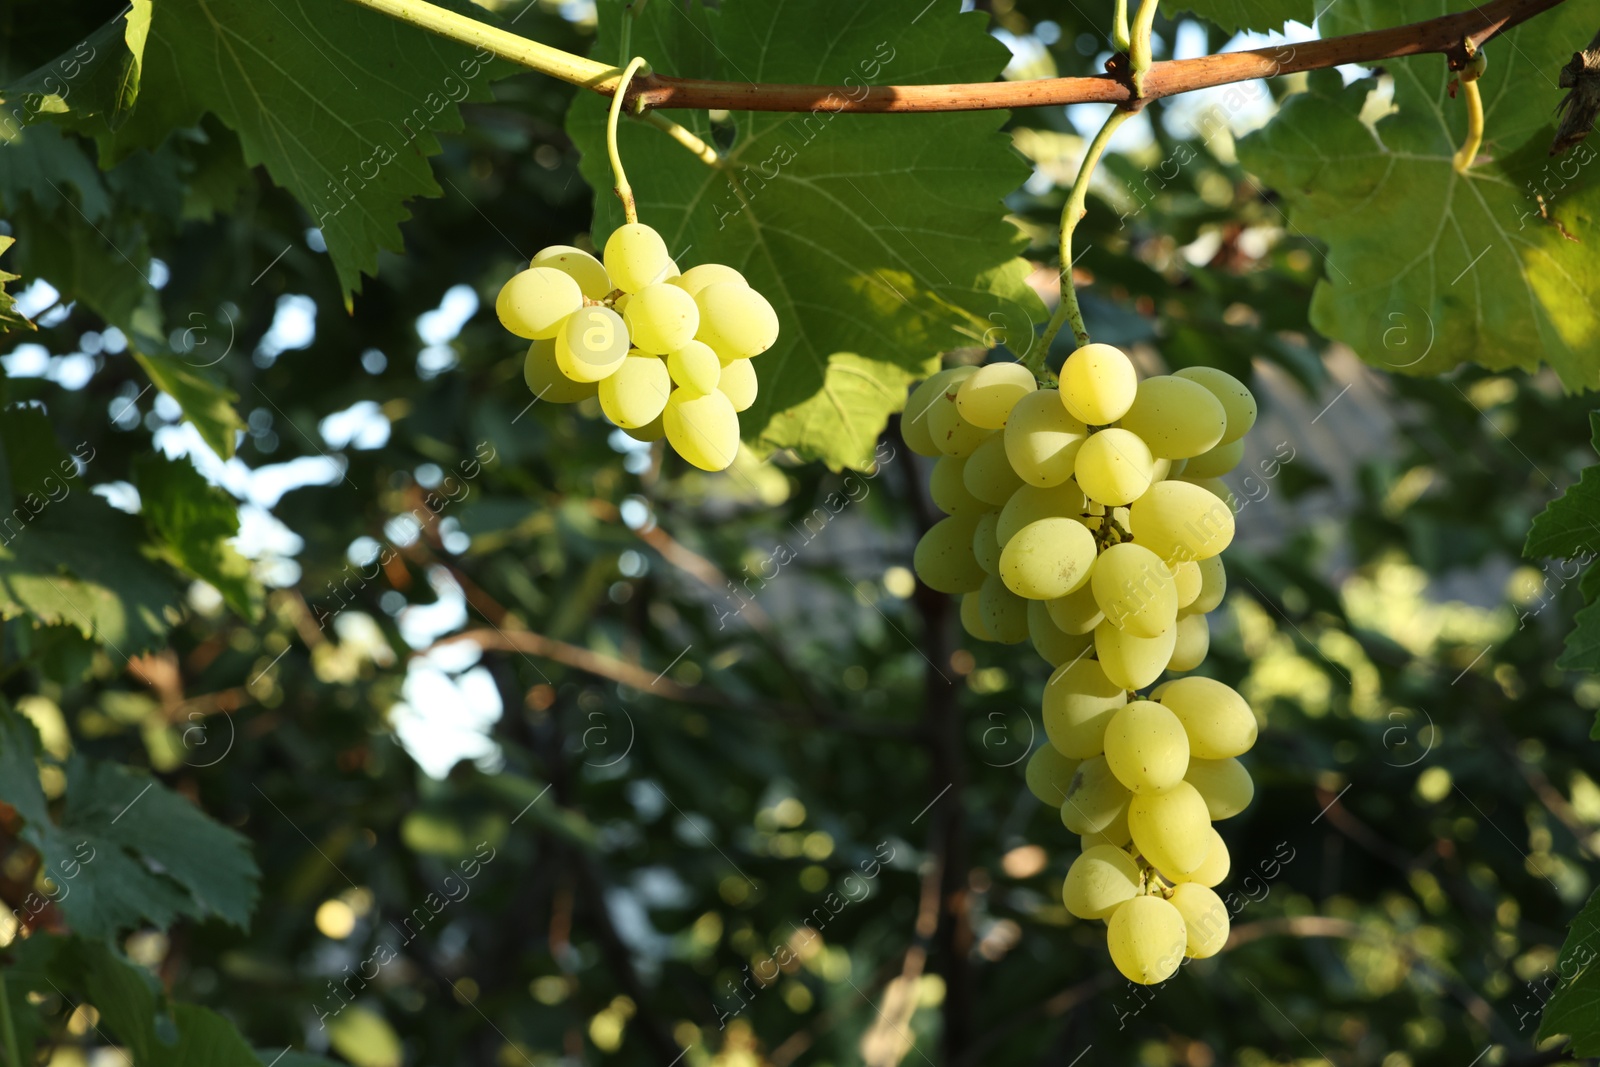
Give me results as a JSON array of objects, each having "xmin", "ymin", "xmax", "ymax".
[{"xmin": 2, "ymin": 0, "xmax": 1599, "ymax": 1065}]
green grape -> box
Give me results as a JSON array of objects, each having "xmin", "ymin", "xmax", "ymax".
[
  {"xmin": 960, "ymin": 591, "xmax": 994, "ymax": 642},
  {"xmin": 1079, "ymin": 803, "xmax": 1132, "ymax": 850},
  {"xmin": 1059, "ymin": 756, "xmax": 1131, "ymax": 836},
  {"xmin": 926, "ymin": 367, "xmax": 992, "ymax": 458},
  {"xmin": 901, "ymin": 369, "xmax": 967, "ymax": 457},
  {"xmin": 670, "ymin": 262, "xmax": 747, "ymax": 296},
  {"xmin": 531, "ymin": 245, "xmax": 612, "ymax": 300},
  {"xmin": 1128, "ymin": 781, "xmax": 1211, "ymax": 876},
  {"xmin": 1076, "ymin": 428, "xmax": 1155, "ymax": 507},
  {"xmin": 997, "ymin": 482, "xmax": 1086, "ymax": 544},
  {"xmin": 979, "ymin": 573, "xmax": 1030, "ymax": 644},
  {"xmin": 930, "ymin": 455, "xmax": 986, "ymax": 516},
  {"xmin": 1117, "ymin": 375, "xmax": 1227, "ymax": 459},
  {"xmin": 1191, "ymin": 555, "xmax": 1226, "ymax": 614},
  {"xmin": 1182, "ymin": 438, "xmax": 1244, "ymax": 478},
  {"xmin": 523, "ymin": 339, "xmax": 598, "ymax": 404},
  {"xmin": 957, "ymin": 362, "xmax": 1036, "ymax": 429},
  {"xmin": 1172, "ymin": 827, "xmax": 1230, "ymax": 887},
  {"xmin": 555, "ymin": 307, "xmax": 631, "ymax": 383},
  {"xmin": 1171, "ymin": 560, "xmax": 1202, "ymax": 609},
  {"xmin": 718, "ymin": 358, "xmax": 758, "ymax": 412},
  {"xmin": 1127, "ymin": 481, "xmax": 1235, "ymax": 563},
  {"xmin": 1028, "ymin": 600, "xmax": 1094, "ymax": 667},
  {"xmin": 1104, "ymin": 700, "xmax": 1191, "ymax": 794},
  {"xmin": 1043, "ymin": 658, "xmax": 1127, "ymax": 758},
  {"xmin": 1158, "ymin": 677, "xmax": 1256, "ymax": 758},
  {"xmin": 1169, "ymin": 883, "xmax": 1230, "ymax": 959},
  {"xmin": 598, "ymin": 353, "xmax": 671, "ymax": 429},
  {"xmin": 1063, "ymin": 845, "xmax": 1141, "ymax": 920},
  {"xmin": 624, "ymin": 284, "xmax": 700, "ymax": 356},
  {"xmin": 1178, "ymin": 474, "xmax": 1239, "ymax": 511},
  {"xmin": 1060, "ymin": 342, "xmax": 1138, "ymax": 425},
  {"xmin": 1046, "ymin": 582, "xmax": 1105, "ymax": 635},
  {"xmin": 1167, "ymin": 613, "xmax": 1210, "ymax": 672},
  {"xmin": 1107, "ymin": 895, "xmax": 1188, "ymax": 985},
  {"xmin": 603, "ymin": 222, "xmax": 672, "ymax": 294},
  {"xmin": 664, "ymin": 388, "xmax": 741, "ymax": 472},
  {"xmin": 695, "ymin": 282, "xmax": 780, "ymax": 360},
  {"xmin": 1091, "ymin": 542, "xmax": 1178, "ymax": 638},
  {"xmin": 1150, "ymin": 457, "xmax": 1173, "ymax": 483},
  {"xmin": 1174, "ymin": 365, "xmax": 1256, "ymax": 444},
  {"xmin": 666, "ymin": 340, "xmax": 722, "ymax": 394},
  {"xmin": 999, "ymin": 517, "xmax": 1097, "ymax": 600},
  {"xmin": 913, "ymin": 514, "xmax": 987, "ymax": 594},
  {"xmin": 1025, "ymin": 743, "xmax": 1082, "ymax": 806},
  {"xmin": 963, "ymin": 434, "xmax": 1026, "ymax": 507},
  {"xmin": 973, "ymin": 511, "xmax": 1003, "ymax": 577},
  {"xmin": 496, "ymin": 266, "xmax": 585, "ymax": 340},
  {"xmin": 1185, "ymin": 757, "xmax": 1254, "ymax": 820},
  {"xmin": 1094, "ymin": 619, "xmax": 1177, "ymax": 691},
  {"xmin": 625, "ymin": 414, "xmax": 665, "ymax": 442},
  {"xmin": 1005, "ymin": 389, "xmax": 1088, "ymax": 488}
]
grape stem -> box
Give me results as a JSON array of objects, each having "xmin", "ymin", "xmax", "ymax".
[
  {"xmin": 1127, "ymin": 0, "xmax": 1161, "ymax": 97},
  {"xmin": 1113, "ymin": 0, "xmax": 1132, "ymax": 53},
  {"xmin": 1453, "ymin": 41, "xmax": 1487, "ymax": 172},
  {"xmin": 1033, "ymin": 107, "xmax": 1135, "ymax": 370},
  {"xmin": 607, "ymin": 56, "xmax": 651, "ymax": 224}
]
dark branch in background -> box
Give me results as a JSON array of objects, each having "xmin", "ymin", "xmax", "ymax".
[{"xmin": 1552, "ymin": 26, "xmax": 1600, "ymax": 154}]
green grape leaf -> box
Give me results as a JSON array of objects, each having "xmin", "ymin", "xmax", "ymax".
[
  {"xmin": 568, "ymin": 0, "xmax": 1046, "ymax": 471},
  {"xmin": 0, "ymin": 2, "xmax": 152, "ymax": 136},
  {"xmin": 133, "ymin": 351, "xmax": 246, "ymax": 461},
  {"xmin": 1556, "ymin": 597, "xmax": 1600, "ymax": 674},
  {"xmin": 1539, "ymin": 884, "xmax": 1600, "ymax": 1053},
  {"xmin": 109, "ymin": 0, "xmax": 519, "ymax": 305},
  {"xmin": 1525, "ymin": 412, "xmax": 1600, "ymax": 563},
  {"xmin": 0, "ymin": 235, "xmax": 33, "ymax": 334},
  {"xmin": 1237, "ymin": 0, "xmax": 1600, "ymax": 390},
  {"xmin": 134, "ymin": 455, "xmax": 262, "ymax": 620},
  {"xmin": 1160, "ymin": 0, "xmax": 1313, "ymax": 33},
  {"xmin": 0, "ymin": 702, "xmax": 260, "ymax": 940},
  {"xmin": 0, "ymin": 406, "xmax": 178, "ymax": 653}
]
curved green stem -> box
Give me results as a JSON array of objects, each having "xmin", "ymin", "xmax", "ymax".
[
  {"xmin": 1453, "ymin": 72, "xmax": 1485, "ymax": 172},
  {"xmin": 608, "ymin": 57, "xmax": 651, "ymax": 224},
  {"xmin": 1113, "ymin": 0, "xmax": 1132, "ymax": 53},
  {"xmin": 1128, "ymin": 0, "xmax": 1161, "ymax": 96},
  {"xmin": 643, "ymin": 113, "xmax": 721, "ymax": 167},
  {"xmin": 1034, "ymin": 107, "xmax": 1135, "ymax": 367}
]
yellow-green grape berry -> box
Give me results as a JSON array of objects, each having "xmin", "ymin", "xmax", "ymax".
[
  {"xmin": 997, "ymin": 482, "xmax": 1087, "ymax": 544},
  {"xmin": 960, "ymin": 591, "xmax": 994, "ymax": 642},
  {"xmin": 1182, "ymin": 438, "xmax": 1244, "ymax": 479},
  {"xmin": 1076, "ymin": 428, "xmax": 1155, "ymax": 507},
  {"xmin": 1128, "ymin": 780, "xmax": 1212, "ymax": 877},
  {"xmin": 1117, "ymin": 375, "xmax": 1227, "ymax": 459},
  {"xmin": 930, "ymin": 455, "xmax": 986, "ymax": 517},
  {"xmin": 1169, "ymin": 882, "xmax": 1229, "ymax": 958},
  {"xmin": 663, "ymin": 388, "xmax": 741, "ymax": 472},
  {"xmin": 717, "ymin": 358, "xmax": 758, "ymax": 413},
  {"xmin": 1042, "ymin": 657, "xmax": 1127, "ymax": 758},
  {"xmin": 1005, "ymin": 389, "xmax": 1087, "ymax": 488},
  {"xmin": 670, "ymin": 262, "xmax": 747, "ymax": 296},
  {"xmin": 603, "ymin": 222, "xmax": 672, "ymax": 294},
  {"xmin": 999, "ymin": 517, "xmax": 1096, "ymax": 600},
  {"xmin": 1184, "ymin": 757, "xmax": 1254, "ymax": 820},
  {"xmin": 1027, "ymin": 600, "xmax": 1094, "ymax": 667},
  {"xmin": 1107, "ymin": 895, "xmax": 1188, "ymax": 985},
  {"xmin": 1171, "ymin": 560, "xmax": 1202, "ymax": 609},
  {"xmin": 1025, "ymin": 743, "xmax": 1082, "ymax": 806},
  {"xmin": 1158, "ymin": 677, "xmax": 1256, "ymax": 759},
  {"xmin": 1060, "ymin": 342, "xmax": 1138, "ymax": 425},
  {"xmin": 1059, "ymin": 756, "xmax": 1131, "ymax": 836},
  {"xmin": 1190, "ymin": 555, "xmax": 1227, "ymax": 614},
  {"xmin": 963, "ymin": 434, "xmax": 1025, "ymax": 507},
  {"xmin": 979, "ymin": 573, "xmax": 1030, "ymax": 644},
  {"xmin": 901, "ymin": 368, "xmax": 967, "ymax": 457},
  {"xmin": 1166, "ymin": 613, "xmax": 1210, "ymax": 672},
  {"xmin": 913, "ymin": 513, "xmax": 986, "ymax": 594},
  {"xmin": 1178, "ymin": 474, "xmax": 1239, "ymax": 511},
  {"xmin": 1046, "ymin": 581, "xmax": 1105, "ymax": 635},
  {"xmin": 1063, "ymin": 845, "xmax": 1141, "ymax": 920},
  {"xmin": 973, "ymin": 510, "xmax": 1003, "ymax": 577},
  {"xmin": 666, "ymin": 340, "xmax": 722, "ymax": 394},
  {"xmin": 1104, "ymin": 700, "xmax": 1191, "ymax": 794},
  {"xmin": 1079, "ymin": 803, "xmax": 1132, "ymax": 850},
  {"xmin": 626, "ymin": 284, "xmax": 701, "ymax": 355},
  {"xmin": 496, "ymin": 266, "xmax": 584, "ymax": 340},
  {"xmin": 531, "ymin": 244, "xmax": 612, "ymax": 300},
  {"xmin": 624, "ymin": 414, "xmax": 665, "ymax": 443},
  {"xmin": 956, "ymin": 362, "xmax": 1036, "ymax": 430},
  {"xmin": 1127, "ymin": 481, "xmax": 1235, "ymax": 563},
  {"xmin": 555, "ymin": 307, "xmax": 630, "ymax": 383},
  {"xmin": 523, "ymin": 339, "xmax": 598, "ymax": 404},
  {"xmin": 1094, "ymin": 618, "xmax": 1178, "ymax": 692},
  {"xmin": 1170, "ymin": 828, "xmax": 1230, "ymax": 888},
  {"xmin": 1091, "ymin": 542, "xmax": 1178, "ymax": 639},
  {"xmin": 1173, "ymin": 365, "xmax": 1256, "ymax": 444},
  {"xmin": 927, "ymin": 367, "xmax": 992, "ymax": 458},
  {"xmin": 695, "ymin": 282, "xmax": 780, "ymax": 360},
  {"xmin": 598, "ymin": 353, "xmax": 671, "ymax": 430}
]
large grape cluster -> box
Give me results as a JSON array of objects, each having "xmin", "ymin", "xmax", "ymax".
[
  {"xmin": 495, "ymin": 222, "xmax": 779, "ymax": 472},
  {"xmin": 906, "ymin": 343, "xmax": 1260, "ymax": 986}
]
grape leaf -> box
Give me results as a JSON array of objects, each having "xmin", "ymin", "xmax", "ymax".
[
  {"xmin": 0, "ymin": 701, "xmax": 260, "ymax": 940},
  {"xmin": 135, "ymin": 455, "xmax": 261, "ymax": 620},
  {"xmin": 0, "ymin": 406, "xmax": 178, "ymax": 653},
  {"xmin": 1237, "ymin": 0, "xmax": 1600, "ymax": 390},
  {"xmin": 1160, "ymin": 0, "xmax": 1313, "ymax": 34},
  {"xmin": 0, "ymin": 2, "xmax": 152, "ymax": 135},
  {"xmin": 1525, "ymin": 414, "xmax": 1600, "ymax": 562},
  {"xmin": 0, "ymin": 235, "xmax": 33, "ymax": 334},
  {"xmin": 133, "ymin": 351, "xmax": 246, "ymax": 462},
  {"xmin": 568, "ymin": 0, "xmax": 1046, "ymax": 471},
  {"xmin": 1540, "ymin": 885, "xmax": 1600, "ymax": 1053},
  {"xmin": 109, "ymin": 0, "xmax": 520, "ymax": 305}
]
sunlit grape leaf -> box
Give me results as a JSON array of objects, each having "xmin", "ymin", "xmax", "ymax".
[
  {"xmin": 569, "ymin": 0, "xmax": 1047, "ymax": 471},
  {"xmin": 133, "ymin": 351, "xmax": 246, "ymax": 461},
  {"xmin": 1540, "ymin": 885, "xmax": 1600, "ymax": 1053},
  {"xmin": 1160, "ymin": 0, "xmax": 1312, "ymax": 33},
  {"xmin": 0, "ymin": 1, "xmax": 152, "ymax": 135},
  {"xmin": 0, "ymin": 235, "xmax": 32, "ymax": 334},
  {"xmin": 108, "ymin": 0, "xmax": 522, "ymax": 305},
  {"xmin": 135, "ymin": 455, "xmax": 262, "ymax": 621},
  {"xmin": 1237, "ymin": 0, "xmax": 1600, "ymax": 390}
]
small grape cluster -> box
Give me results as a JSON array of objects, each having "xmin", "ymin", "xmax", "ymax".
[
  {"xmin": 495, "ymin": 221, "xmax": 779, "ymax": 471},
  {"xmin": 905, "ymin": 343, "xmax": 1261, "ymax": 986}
]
